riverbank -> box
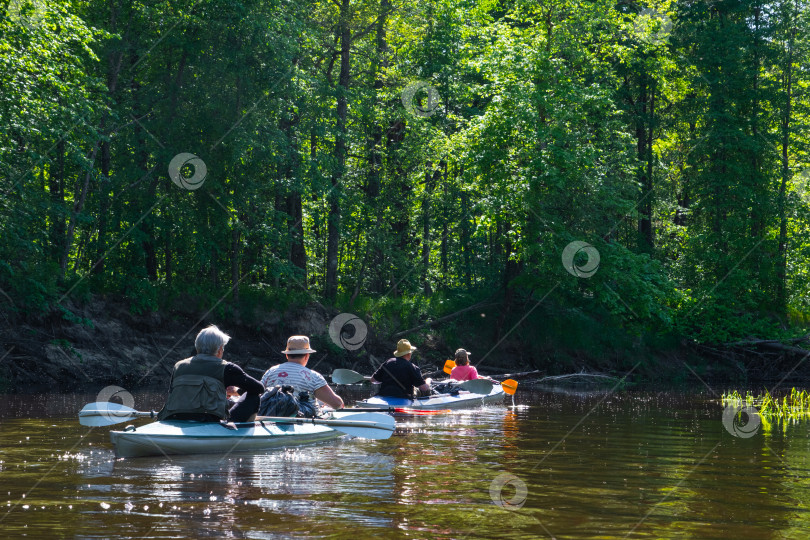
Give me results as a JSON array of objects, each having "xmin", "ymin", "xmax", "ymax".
[{"xmin": 1, "ymin": 295, "xmax": 808, "ymax": 393}]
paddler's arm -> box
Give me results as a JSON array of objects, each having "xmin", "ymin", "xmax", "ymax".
[
  {"xmin": 224, "ymin": 363, "xmax": 265, "ymax": 395},
  {"xmin": 370, "ymin": 363, "xmax": 385, "ymax": 384},
  {"xmin": 313, "ymin": 384, "xmax": 344, "ymax": 409},
  {"xmin": 416, "ymin": 382, "xmax": 431, "ymax": 396},
  {"xmin": 414, "ymin": 364, "xmax": 431, "ymax": 396}
]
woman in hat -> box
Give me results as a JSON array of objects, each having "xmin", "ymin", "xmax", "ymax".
[
  {"xmin": 449, "ymin": 348, "xmax": 480, "ymax": 381},
  {"xmin": 370, "ymin": 339, "xmax": 431, "ymax": 398},
  {"xmin": 261, "ymin": 335, "xmax": 344, "ymax": 409}
]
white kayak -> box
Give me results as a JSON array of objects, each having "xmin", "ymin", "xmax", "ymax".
[
  {"xmin": 356, "ymin": 384, "xmax": 506, "ymax": 411},
  {"xmin": 110, "ymin": 419, "xmax": 342, "ymax": 458},
  {"xmin": 107, "ymin": 409, "xmax": 397, "ymax": 458}
]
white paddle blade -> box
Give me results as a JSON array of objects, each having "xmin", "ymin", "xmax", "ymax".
[
  {"xmin": 257, "ymin": 412, "xmax": 396, "ymax": 440},
  {"xmin": 321, "ymin": 412, "xmax": 396, "ymax": 439},
  {"xmin": 329, "ymin": 411, "xmax": 396, "ymax": 428},
  {"xmin": 327, "ymin": 423, "xmax": 394, "ymax": 440},
  {"xmin": 331, "ymin": 368, "xmax": 366, "ymax": 385},
  {"xmin": 78, "ymin": 402, "xmax": 147, "ymax": 427},
  {"xmin": 458, "ymin": 379, "xmax": 494, "ymax": 394},
  {"xmin": 79, "ymin": 413, "xmax": 135, "ymax": 427}
]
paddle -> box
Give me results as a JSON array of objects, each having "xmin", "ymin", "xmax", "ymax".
[
  {"xmin": 443, "ymin": 359, "xmax": 455, "ymax": 374},
  {"xmin": 335, "ymin": 407, "xmax": 450, "ymax": 416},
  {"xmin": 500, "ymin": 379, "xmax": 519, "ymax": 395},
  {"xmin": 331, "ymin": 368, "xmax": 370, "ymax": 385},
  {"xmin": 255, "ymin": 412, "xmax": 395, "ymax": 440},
  {"xmin": 79, "ymin": 402, "xmax": 395, "ymax": 439},
  {"xmin": 457, "ymin": 378, "xmax": 494, "ymax": 394},
  {"xmin": 79, "ymin": 402, "xmax": 156, "ymax": 427}
]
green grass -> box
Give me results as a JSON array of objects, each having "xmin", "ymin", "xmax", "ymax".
[{"xmin": 722, "ymin": 388, "xmax": 810, "ymax": 432}]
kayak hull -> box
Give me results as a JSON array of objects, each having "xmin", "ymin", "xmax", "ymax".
[
  {"xmin": 110, "ymin": 419, "xmax": 341, "ymax": 458},
  {"xmin": 356, "ymin": 385, "xmax": 506, "ymax": 410}
]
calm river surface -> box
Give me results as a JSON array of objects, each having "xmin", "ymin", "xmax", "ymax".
[{"xmin": 1, "ymin": 388, "xmax": 809, "ymax": 539}]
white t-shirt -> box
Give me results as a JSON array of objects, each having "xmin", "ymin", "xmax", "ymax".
[{"xmin": 261, "ymin": 362, "xmax": 328, "ymax": 394}]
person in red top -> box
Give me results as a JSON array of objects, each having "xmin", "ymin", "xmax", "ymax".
[{"xmin": 449, "ymin": 348, "xmax": 480, "ymax": 381}]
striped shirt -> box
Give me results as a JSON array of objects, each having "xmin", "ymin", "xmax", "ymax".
[{"xmin": 261, "ymin": 362, "xmax": 328, "ymax": 394}]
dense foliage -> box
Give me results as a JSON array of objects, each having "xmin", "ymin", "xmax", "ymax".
[{"xmin": 2, "ymin": 0, "xmax": 809, "ymax": 355}]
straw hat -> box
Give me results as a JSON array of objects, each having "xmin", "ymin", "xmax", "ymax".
[
  {"xmin": 454, "ymin": 348, "xmax": 471, "ymax": 360},
  {"xmin": 393, "ymin": 339, "xmax": 417, "ymax": 357},
  {"xmin": 281, "ymin": 335, "xmax": 316, "ymax": 355}
]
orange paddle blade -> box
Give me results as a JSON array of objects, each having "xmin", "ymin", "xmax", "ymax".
[
  {"xmin": 443, "ymin": 359, "xmax": 456, "ymax": 375},
  {"xmin": 501, "ymin": 379, "xmax": 518, "ymax": 395}
]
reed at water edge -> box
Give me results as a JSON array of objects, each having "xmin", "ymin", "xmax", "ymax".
[{"xmin": 722, "ymin": 388, "xmax": 810, "ymax": 432}]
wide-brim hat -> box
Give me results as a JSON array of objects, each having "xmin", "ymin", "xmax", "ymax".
[
  {"xmin": 282, "ymin": 335, "xmax": 316, "ymax": 355},
  {"xmin": 454, "ymin": 348, "xmax": 471, "ymax": 360},
  {"xmin": 394, "ymin": 339, "xmax": 417, "ymax": 357}
]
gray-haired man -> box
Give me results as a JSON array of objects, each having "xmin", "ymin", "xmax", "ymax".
[{"xmin": 158, "ymin": 325, "xmax": 264, "ymax": 422}]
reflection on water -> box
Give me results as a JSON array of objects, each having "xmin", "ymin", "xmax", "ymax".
[{"xmin": 1, "ymin": 390, "xmax": 810, "ymax": 538}]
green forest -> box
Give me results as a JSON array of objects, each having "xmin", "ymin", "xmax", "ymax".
[{"xmin": 2, "ymin": 0, "xmax": 810, "ymax": 372}]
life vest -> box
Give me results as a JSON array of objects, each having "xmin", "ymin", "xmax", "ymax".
[{"xmin": 157, "ymin": 354, "xmax": 228, "ymax": 420}]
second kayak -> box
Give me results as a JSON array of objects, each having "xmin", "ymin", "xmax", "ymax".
[{"xmin": 355, "ymin": 384, "xmax": 506, "ymax": 410}]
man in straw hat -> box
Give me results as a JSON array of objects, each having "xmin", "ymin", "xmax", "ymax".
[
  {"xmin": 261, "ymin": 335, "xmax": 344, "ymax": 409},
  {"xmin": 370, "ymin": 339, "xmax": 431, "ymax": 398}
]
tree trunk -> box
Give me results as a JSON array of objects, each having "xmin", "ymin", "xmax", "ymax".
[
  {"xmin": 440, "ymin": 164, "xmax": 449, "ymax": 284},
  {"xmin": 776, "ymin": 10, "xmax": 796, "ymax": 309},
  {"xmin": 288, "ymin": 191, "xmax": 307, "ymax": 281},
  {"xmin": 634, "ymin": 70, "xmax": 654, "ymax": 252},
  {"xmin": 421, "ymin": 167, "xmax": 437, "ymax": 295},
  {"xmin": 49, "ymin": 141, "xmax": 67, "ymax": 269},
  {"xmin": 130, "ymin": 74, "xmax": 158, "ymax": 280},
  {"xmin": 280, "ymin": 109, "xmax": 307, "ymax": 283},
  {"xmin": 231, "ymin": 228, "xmax": 240, "ymax": 302},
  {"xmin": 366, "ymin": 0, "xmax": 388, "ymax": 200},
  {"xmin": 61, "ymin": 146, "xmax": 99, "ymax": 277},
  {"xmin": 494, "ymin": 218, "xmax": 520, "ymax": 341},
  {"xmin": 460, "ymin": 190, "xmax": 472, "ymax": 288},
  {"xmin": 309, "ymin": 130, "xmax": 323, "ymax": 290},
  {"xmin": 165, "ymin": 229, "xmax": 172, "ymax": 286},
  {"xmin": 95, "ymin": 122, "xmax": 112, "ymax": 275},
  {"xmin": 95, "ymin": 41, "xmax": 124, "ymax": 275},
  {"xmin": 325, "ymin": 0, "xmax": 352, "ymax": 301},
  {"xmin": 675, "ymin": 120, "xmax": 696, "ymax": 227}
]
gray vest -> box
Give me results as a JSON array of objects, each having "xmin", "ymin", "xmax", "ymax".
[{"xmin": 157, "ymin": 354, "xmax": 228, "ymax": 420}]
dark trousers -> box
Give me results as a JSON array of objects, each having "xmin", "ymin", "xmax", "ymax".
[{"xmin": 229, "ymin": 392, "xmax": 260, "ymax": 422}]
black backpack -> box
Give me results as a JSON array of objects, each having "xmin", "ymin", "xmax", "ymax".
[
  {"xmin": 296, "ymin": 391, "xmax": 319, "ymax": 418},
  {"xmin": 258, "ymin": 385, "xmax": 299, "ymax": 417},
  {"xmin": 431, "ymin": 382, "xmax": 460, "ymax": 396}
]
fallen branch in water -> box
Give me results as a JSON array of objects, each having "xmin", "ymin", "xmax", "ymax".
[
  {"xmin": 480, "ymin": 369, "xmax": 544, "ymax": 380},
  {"xmin": 723, "ymin": 337, "xmax": 810, "ymax": 358},
  {"xmin": 536, "ymin": 370, "xmax": 623, "ymax": 384}
]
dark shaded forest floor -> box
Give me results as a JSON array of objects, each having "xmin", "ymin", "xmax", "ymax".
[{"xmin": 1, "ymin": 296, "xmax": 808, "ymax": 394}]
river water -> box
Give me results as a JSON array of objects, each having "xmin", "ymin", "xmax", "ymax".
[{"xmin": 0, "ymin": 388, "xmax": 808, "ymax": 539}]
